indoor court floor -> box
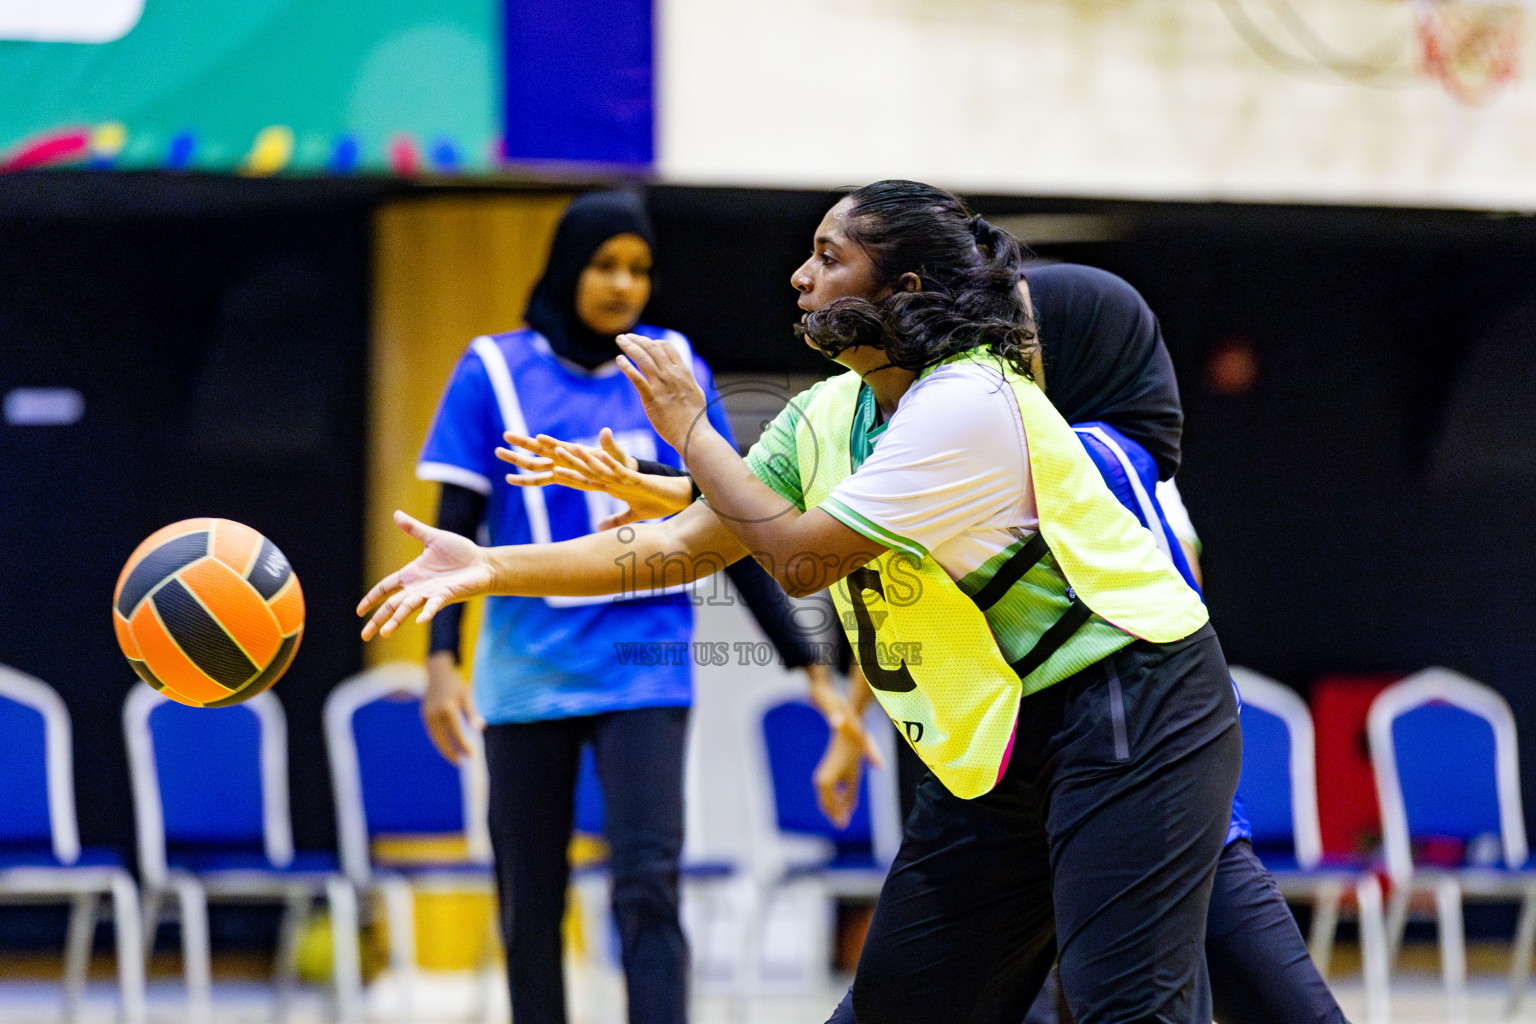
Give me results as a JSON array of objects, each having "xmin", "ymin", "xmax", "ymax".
[{"xmin": 3, "ymin": 946, "xmax": 1536, "ymax": 1024}]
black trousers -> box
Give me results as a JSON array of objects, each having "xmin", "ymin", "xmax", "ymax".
[
  {"xmin": 838, "ymin": 625, "xmax": 1240, "ymax": 1024},
  {"xmin": 484, "ymin": 706, "xmax": 690, "ymax": 1024},
  {"xmin": 1020, "ymin": 839, "xmax": 1348, "ymax": 1024}
]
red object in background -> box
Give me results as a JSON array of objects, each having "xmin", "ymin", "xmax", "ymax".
[
  {"xmin": 1, "ymin": 128, "xmax": 90, "ymax": 172},
  {"xmin": 1311, "ymin": 673, "xmax": 1405, "ymax": 856},
  {"xmin": 1205, "ymin": 335, "xmax": 1260, "ymax": 395},
  {"xmin": 387, "ymin": 134, "xmax": 420, "ymax": 176}
]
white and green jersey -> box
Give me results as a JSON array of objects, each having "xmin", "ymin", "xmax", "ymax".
[
  {"xmin": 746, "ymin": 360, "xmax": 1132, "ymax": 680},
  {"xmin": 745, "ymin": 357, "xmax": 1208, "ymax": 797}
]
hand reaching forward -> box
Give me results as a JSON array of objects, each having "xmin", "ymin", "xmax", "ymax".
[
  {"xmin": 615, "ymin": 333, "xmax": 710, "ymax": 452},
  {"xmin": 357, "ymin": 510, "xmax": 495, "ymax": 640},
  {"xmin": 497, "ymin": 427, "xmax": 693, "ymax": 529}
]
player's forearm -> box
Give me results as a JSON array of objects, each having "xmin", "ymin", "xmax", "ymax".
[
  {"xmin": 684, "ymin": 428, "xmax": 819, "ymax": 582},
  {"xmin": 482, "ymin": 505, "xmax": 742, "ymax": 598},
  {"xmin": 685, "ymin": 427, "xmax": 880, "ymax": 597}
]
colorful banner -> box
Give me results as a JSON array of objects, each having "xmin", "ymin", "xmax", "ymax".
[{"xmin": 0, "ymin": 0, "xmax": 654, "ymax": 175}]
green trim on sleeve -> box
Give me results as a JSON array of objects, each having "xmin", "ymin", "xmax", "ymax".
[
  {"xmin": 821, "ymin": 497, "xmax": 928, "ymax": 559},
  {"xmin": 745, "ymin": 380, "xmax": 830, "ymax": 513}
]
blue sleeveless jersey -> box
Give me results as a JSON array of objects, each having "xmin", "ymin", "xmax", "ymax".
[
  {"xmin": 418, "ymin": 325, "xmax": 735, "ymax": 723},
  {"xmin": 1074, "ymin": 422, "xmax": 1252, "ymax": 846}
]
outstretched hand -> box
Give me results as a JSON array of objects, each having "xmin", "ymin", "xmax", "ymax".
[
  {"xmin": 496, "ymin": 428, "xmax": 693, "ymax": 528},
  {"xmin": 615, "ymin": 334, "xmax": 709, "ymax": 452},
  {"xmin": 356, "ymin": 511, "xmax": 495, "ymax": 640}
]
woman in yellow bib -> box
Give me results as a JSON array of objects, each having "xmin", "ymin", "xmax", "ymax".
[{"xmin": 359, "ymin": 181, "xmax": 1241, "ymax": 1024}]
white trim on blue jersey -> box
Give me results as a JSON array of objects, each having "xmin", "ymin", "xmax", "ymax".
[{"xmin": 1074, "ymin": 425, "xmax": 1175, "ymax": 563}]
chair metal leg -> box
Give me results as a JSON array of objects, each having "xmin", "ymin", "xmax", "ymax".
[
  {"xmin": 109, "ymin": 873, "xmax": 149, "ymax": 1024},
  {"xmin": 1355, "ymin": 874, "xmax": 1392, "ymax": 1024},
  {"xmin": 732, "ymin": 877, "xmax": 765, "ymax": 1021},
  {"xmin": 172, "ymin": 875, "xmax": 214, "ymax": 1024},
  {"xmin": 63, "ymin": 893, "xmax": 101, "ymax": 1023},
  {"xmin": 380, "ymin": 877, "xmax": 417, "ymax": 1022},
  {"xmin": 1385, "ymin": 883, "xmax": 1411, "ymax": 969},
  {"xmin": 326, "ymin": 876, "xmax": 364, "ymax": 1024},
  {"xmin": 271, "ymin": 891, "xmax": 311, "ymax": 1022},
  {"xmin": 1307, "ymin": 881, "xmax": 1343, "ymax": 978},
  {"xmin": 1433, "ymin": 876, "xmax": 1468, "ymax": 1024},
  {"xmin": 140, "ymin": 888, "xmax": 163, "ymax": 951},
  {"xmin": 1504, "ymin": 887, "xmax": 1536, "ymax": 1018}
]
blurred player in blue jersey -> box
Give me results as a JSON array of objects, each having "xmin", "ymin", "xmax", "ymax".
[{"xmin": 416, "ymin": 191, "xmax": 829, "ymax": 1024}]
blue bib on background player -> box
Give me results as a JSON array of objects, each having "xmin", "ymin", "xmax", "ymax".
[
  {"xmin": 1074, "ymin": 421, "xmax": 1252, "ymax": 846},
  {"xmin": 418, "ymin": 325, "xmax": 736, "ymax": 723}
]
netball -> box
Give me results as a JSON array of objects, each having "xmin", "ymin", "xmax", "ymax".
[{"xmin": 112, "ymin": 518, "xmax": 304, "ymax": 708}]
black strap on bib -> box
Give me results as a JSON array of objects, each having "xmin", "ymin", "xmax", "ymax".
[
  {"xmin": 966, "ymin": 532, "xmax": 1095, "ymax": 681},
  {"xmin": 971, "ymin": 532, "xmax": 1050, "ymax": 610},
  {"xmin": 1007, "ymin": 598, "xmax": 1093, "ymax": 680}
]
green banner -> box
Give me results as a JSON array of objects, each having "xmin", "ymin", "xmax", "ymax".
[{"xmin": 0, "ymin": 0, "xmax": 499, "ymax": 174}]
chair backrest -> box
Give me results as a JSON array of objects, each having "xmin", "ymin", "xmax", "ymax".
[
  {"xmin": 1367, "ymin": 667, "xmax": 1525, "ymax": 883},
  {"xmin": 754, "ymin": 693, "xmax": 901, "ymax": 868},
  {"xmin": 1231, "ymin": 666, "xmax": 1322, "ymax": 869},
  {"xmin": 123, "ymin": 683, "xmax": 292, "ymax": 885},
  {"xmin": 0, "ymin": 665, "xmax": 80, "ymax": 864},
  {"xmin": 323, "ymin": 662, "xmax": 488, "ymax": 885}
]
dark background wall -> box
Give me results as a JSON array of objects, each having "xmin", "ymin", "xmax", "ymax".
[{"xmin": 0, "ymin": 176, "xmax": 378, "ymax": 877}]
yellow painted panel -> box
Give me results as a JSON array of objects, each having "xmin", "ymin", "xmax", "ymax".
[{"xmin": 366, "ymin": 193, "xmax": 572, "ymax": 669}]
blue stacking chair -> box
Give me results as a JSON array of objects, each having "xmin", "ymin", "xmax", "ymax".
[
  {"xmin": 123, "ymin": 683, "xmax": 362, "ymax": 1024},
  {"xmin": 1231, "ymin": 666, "xmax": 1390, "ymax": 1022},
  {"xmin": 324, "ymin": 662, "xmax": 496, "ymax": 1021},
  {"xmin": 758, "ymin": 698, "xmax": 899, "ymax": 895},
  {"xmin": 1368, "ymin": 666, "xmax": 1536, "ymax": 1020},
  {"xmin": 739, "ymin": 685, "xmax": 899, "ymax": 992},
  {"xmin": 0, "ymin": 665, "xmax": 146, "ymax": 1024}
]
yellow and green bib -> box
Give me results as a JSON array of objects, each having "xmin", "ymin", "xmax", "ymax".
[{"xmin": 796, "ymin": 356, "xmax": 1208, "ymax": 798}]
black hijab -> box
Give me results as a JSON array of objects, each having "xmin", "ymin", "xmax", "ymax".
[
  {"xmin": 525, "ymin": 190, "xmax": 656, "ymax": 370},
  {"xmin": 1023, "ymin": 263, "xmax": 1183, "ymax": 480}
]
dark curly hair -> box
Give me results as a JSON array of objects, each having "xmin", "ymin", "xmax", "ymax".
[{"xmin": 799, "ymin": 180, "xmax": 1036, "ymax": 378}]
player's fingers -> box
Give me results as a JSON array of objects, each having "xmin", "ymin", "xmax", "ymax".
[
  {"xmin": 547, "ymin": 444, "xmax": 589, "ymax": 472},
  {"xmin": 652, "ymin": 338, "xmax": 684, "ymax": 370},
  {"xmin": 548, "ymin": 467, "xmax": 601, "ymax": 490},
  {"xmin": 357, "ymin": 570, "xmax": 403, "ymax": 616},
  {"xmin": 598, "ymin": 428, "xmax": 635, "ymax": 469},
  {"xmin": 424, "ymin": 712, "xmax": 467, "ymax": 763},
  {"xmin": 464, "ymin": 698, "xmax": 487, "ymax": 732},
  {"xmin": 361, "ymin": 590, "xmax": 407, "ymax": 639},
  {"xmin": 505, "ymin": 469, "xmax": 556, "ymax": 487},
  {"xmin": 502, "ymin": 431, "xmax": 543, "ymax": 454},
  {"xmin": 495, "ymin": 446, "xmax": 553, "ymax": 471},
  {"xmin": 838, "ymin": 785, "xmax": 858, "ymax": 827},
  {"xmin": 375, "ymin": 591, "xmax": 426, "ymax": 639},
  {"xmin": 521, "ymin": 432, "xmax": 565, "ymax": 459},
  {"xmin": 590, "ymin": 448, "xmax": 629, "ymax": 478},
  {"xmin": 417, "ymin": 594, "xmax": 446, "ymax": 625},
  {"xmin": 394, "ymin": 510, "xmax": 435, "ymax": 545},
  {"xmin": 616, "ymin": 335, "xmax": 663, "ymax": 382},
  {"xmin": 616, "ymin": 355, "xmax": 654, "ymax": 401},
  {"xmin": 563, "ymin": 444, "xmax": 609, "ymax": 478},
  {"xmin": 816, "ymin": 778, "xmax": 853, "ymax": 829}
]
